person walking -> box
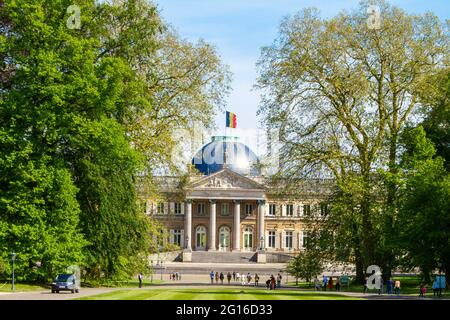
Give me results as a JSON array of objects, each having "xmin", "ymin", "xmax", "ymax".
[
  {"xmin": 328, "ymin": 277, "xmax": 334, "ymax": 290},
  {"xmin": 219, "ymin": 272, "xmax": 224, "ymax": 284},
  {"xmin": 210, "ymin": 271, "xmax": 215, "ymax": 284},
  {"xmin": 419, "ymin": 283, "xmax": 426, "ymax": 298},
  {"xmin": 247, "ymin": 272, "xmax": 251, "ymax": 284},
  {"xmin": 255, "ymin": 274, "xmax": 260, "ymax": 287},
  {"xmin": 314, "ymin": 277, "xmax": 321, "ymax": 291},
  {"xmin": 232, "ymin": 271, "xmax": 236, "ymax": 281},
  {"xmin": 241, "ymin": 275, "xmax": 246, "ymax": 286},
  {"xmin": 394, "ymin": 279, "xmax": 401, "ymax": 295},
  {"xmin": 138, "ymin": 273, "xmax": 143, "ymax": 288},
  {"xmin": 276, "ymin": 273, "xmax": 282, "ymax": 289},
  {"xmin": 236, "ymin": 272, "xmax": 240, "ymax": 282},
  {"xmin": 227, "ymin": 272, "xmax": 232, "ymax": 284},
  {"xmin": 323, "ymin": 275, "xmax": 328, "ymax": 291},
  {"xmin": 335, "ymin": 276, "xmax": 340, "ymax": 291},
  {"xmin": 215, "ymin": 271, "xmax": 219, "ymax": 284},
  {"xmin": 432, "ymin": 277, "xmax": 439, "ymax": 296},
  {"xmin": 363, "ymin": 277, "xmax": 368, "ymax": 294},
  {"xmin": 266, "ymin": 278, "xmax": 271, "ymax": 289},
  {"xmin": 387, "ymin": 278, "xmax": 393, "ymax": 294},
  {"xmin": 270, "ymin": 275, "xmax": 276, "ymax": 290}
]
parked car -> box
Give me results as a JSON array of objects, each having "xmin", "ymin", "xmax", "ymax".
[{"xmin": 51, "ymin": 274, "xmax": 80, "ymax": 293}]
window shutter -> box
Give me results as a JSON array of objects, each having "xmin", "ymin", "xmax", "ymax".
[
  {"xmin": 281, "ymin": 230, "xmax": 286, "ymax": 249},
  {"xmin": 293, "ymin": 231, "xmax": 297, "ymax": 249},
  {"xmin": 164, "ymin": 202, "xmax": 168, "ymax": 215},
  {"xmin": 181, "ymin": 229, "xmax": 185, "ymax": 247},
  {"xmin": 299, "ymin": 203, "xmax": 303, "ymax": 217},
  {"xmin": 180, "ymin": 202, "xmax": 185, "ymax": 215},
  {"xmin": 281, "ymin": 204, "xmax": 286, "ymax": 217},
  {"xmin": 293, "ymin": 204, "xmax": 298, "ymax": 217},
  {"xmin": 145, "ymin": 200, "xmax": 150, "ymax": 215},
  {"xmin": 275, "ymin": 231, "xmax": 281, "ymax": 249},
  {"xmin": 169, "ymin": 229, "xmax": 174, "ymax": 244},
  {"xmin": 299, "ymin": 231, "xmax": 304, "ymax": 249}
]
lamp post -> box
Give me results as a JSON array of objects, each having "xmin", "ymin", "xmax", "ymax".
[
  {"xmin": 160, "ymin": 260, "xmax": 164, "ymax": 281},
  {"xmin": 150, "ymin": 260, "xmax": 153, "ymax": 283},
  {"xmin": 11, "ymin": 252, "xmax": 16, "ymax": 292}
]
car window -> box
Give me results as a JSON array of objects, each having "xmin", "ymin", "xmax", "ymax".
[{"xmin": 55, "ymin": 274, "xmax": 71, "ymax": 282}]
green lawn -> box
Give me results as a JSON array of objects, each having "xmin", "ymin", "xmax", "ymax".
[
  {"xmin": 0, "ymin": 282, "xmax": 47, "ymax": 292},
  {"xmin": 77, "ymin": 288, "xmax": 364, "ymax": 300}
]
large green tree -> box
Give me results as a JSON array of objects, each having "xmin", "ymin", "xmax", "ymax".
[
  {"xmin": 1, "ymin": 0, "xmax": 229, "ymax": 281},
  {"xmin": 256, "ymin": 0, "xmax": 449, "ymax": 281}
]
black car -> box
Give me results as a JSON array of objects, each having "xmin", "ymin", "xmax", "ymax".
[{"xmin": 51, "ymin": 274, "xmax": 80, "ymax": 293}]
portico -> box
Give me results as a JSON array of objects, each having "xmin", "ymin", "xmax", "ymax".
[{"xmin": 183, "ymin": 168, "xmax": 266, "ymax": 252}]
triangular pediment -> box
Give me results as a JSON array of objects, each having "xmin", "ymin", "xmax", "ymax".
[{"xmin": 189, "ymin": 168, "xmax": 264, "ymax": 190}]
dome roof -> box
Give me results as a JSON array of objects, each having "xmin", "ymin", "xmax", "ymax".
[{"xmin": 192, "ymin": 136, "xmax": 260, "ymax": 176}]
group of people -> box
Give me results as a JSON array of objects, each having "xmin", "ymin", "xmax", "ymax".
[
  {"xmin": 169, "ymin": 271, "xmax": 181, "ymax": 281},
  {"xmin": 209, "ymin": 271, "xmax": 261, "ymax": 286},
  {"xmin": 209, "ymin": 271, "xmax": 283, "ymax": 288},
  {"xmin": 314, "ymin": 275, "xmax": 342, "ymax": 291},
  {"xmin": 265, "ymin": 274, "xmax": 282, "ymax": 290}
]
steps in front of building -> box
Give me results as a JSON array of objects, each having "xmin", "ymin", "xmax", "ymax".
[{"xmin": 191, "ymin": 251, "xmax": 257, "ymax": 263}]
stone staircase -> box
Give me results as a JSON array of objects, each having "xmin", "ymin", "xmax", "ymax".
[{"xmin": 191, "ymin": 251, "xmax": 257, "ymax": 263}]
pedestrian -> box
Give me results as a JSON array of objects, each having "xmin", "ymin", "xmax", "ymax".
[
  {"xmin": 394, "ymin": 279, "xmax": 401, "ymax": 295},
  {"xmin": 387, "ymin": 278, "xmax": 393, "ymax": 294},
  {"xmin": 241, "ymin": 275, "xmax": 246, "ymax": 286},
  {"xmin": 266, "ymin": 279, "xmax": 270, "ymax": 289},
  {"xmin": 138, "ymin": 273, "xmax": 143, "ymax": 288},
  {"xmin": 255, "ymin": 274, "xmax": 260, "ymax": 287},
  {"xmin": 236, "ymin": 272, "xmax": 240, "ymax": 282},
  {"xmin": 323, "ymin": 275, "xmax": 328, "ymax": 291},
  {"xmin": 363, "ymin": 276, "xmax": 368, "ymax": 294},
  {"xmin": 277, "ymin": 273, "xmax": 282, "ymax": 288},
  {"xmin": 419, "ymin": 283, "xmax": 426, "ymax": 298},
  {"xmin": 215, "ymin": 271, "xmax": 219, "ymax": 284},
  {"xmin": 169, "ymin": 273, "xmax": 172, "ymax": 281},
  {"xmin": 172, "ymin": 272, "xmax": 176, "ymax": 281},
  {"xmin": 270, "ymin": 276, "xmax": 276, "ymax": 290},
  {"xmin": 232, "ymin": 271, "xmax": 236, "ymax": 281},
  {"xmin": 227, "ymin": 272, "xmax": 232, "ymax": 284},
  {"xmin": 247, "ymin": 273, "xmax": 252, "ymax": 284},
  {"xmin": 335, "ymin": 276, "xmax": 340, "ymax": 291},
  {"xmin": 220, "ymin": 272, "xmax": 224, "ymax": 284},
  {"xmin": 328, "ymin": 277, "xmax": 334, "ymax": 290},
  {"xmin": 432, "ymin": 277, "xmax": 439, "ymax": 296},
  {"xmin": 314, "ymin": 277, "xmax": 321, "ymax": 291},
  {"xmin": 210, "ymin": 270, "xmax": 214, "ymax": 284}
]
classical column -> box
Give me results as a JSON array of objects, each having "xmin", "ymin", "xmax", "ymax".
[
  {"xmin": 184, "ymin": 200, "xmax": 192, "ymax": 251},
  {"xmin": 208, "ymin": 200, "xmax": 216, "ymax": 251},
  {"xmin": 257, "ymin": 200, "xmax": 266, "ymax": 251},
  {"xmin": 232, "ymin": 200, "xmax": 241, "ymax": 252}
]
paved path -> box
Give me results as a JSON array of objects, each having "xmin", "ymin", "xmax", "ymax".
[{"xmin": 0, "ymin": 287, "xmax": 118, "ymax": 300}]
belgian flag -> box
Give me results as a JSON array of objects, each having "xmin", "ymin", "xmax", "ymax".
[{"xmin": 226, "ymin": 111, "xmax": 237, "ymax": 128}]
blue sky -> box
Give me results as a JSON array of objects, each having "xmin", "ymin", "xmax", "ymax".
[{"xmin": 157, "ymin": 0, "xmax": 449, "ymax": 141}]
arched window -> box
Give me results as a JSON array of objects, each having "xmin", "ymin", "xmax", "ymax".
[
  {"xmin": 219, "ymin": 226, "xmax": 230, "ymax": 252},
  {"xmin": 243, "ymin": 227, "xmax": 254, "ymax": 251},
  {"xmin": 195, "ymin": 226, "xmax": 207, "ymax": 250}
]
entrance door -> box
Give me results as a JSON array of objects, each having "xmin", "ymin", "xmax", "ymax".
[
  {"xmin": 219, "ymin": 226, "xmax": 230, "ymax": 252},
  {"xmin": 196, "ymin": 226, "xmax": 207, "ymax": 250},
  {"xmin": 243, "ymin": 227, "xmax": 253, "ymax": 251}
]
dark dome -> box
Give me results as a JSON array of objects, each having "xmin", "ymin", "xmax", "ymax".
[{"xmin": 192, "ymin": 136, "xmax": 260, "ymax": 176}]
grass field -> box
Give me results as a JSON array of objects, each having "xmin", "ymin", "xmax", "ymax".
[
  {"xmin": 0, "ymin": 282, "xmax": 47, "ymax": 292},
  {"xmin": 77, "ymin": 288, "xmax": 364, "ymax": 300}
]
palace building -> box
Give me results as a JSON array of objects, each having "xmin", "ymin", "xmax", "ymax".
[{"xmin": 141, "ymin": 136, "xmax": 331, "ymax": 263}]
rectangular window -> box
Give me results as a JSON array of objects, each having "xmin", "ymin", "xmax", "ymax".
[
  {"xmin": 245, "ymin": 204, "xmax": 253, "ymax": 216},
  {"xmin": 286, "ymin": 204, "xmax": 294, "ymax": 216},
  {"xmin": 174, "ymin": 202, "xmax": 182, "ymax": 215},
  {"xmin": 197, "ymin": 203, "xmax": 205, "ymax": 215},
  {"xmin": 269, "ymin": 204, "xmax": 276, "ymax": 216},
  {"xmin": 173, "ymin": 229, "xmax": 182, "ymax": 247},
  {"xmin": 268, "ymin": 231, "xmax": 276, "ymax": 248},
  {"xmin": 157, "ymin": 202, "xmax": 164, "ymax": 215},
  {"xmin": 320, "ymin": 203, "xmax": 328, "ymax": 216},
  {"xmin": 285, "ymin": 231, "xmax": 293, "ymax": 249},
  {"xmin": 301, "ymin": 231, "xmax": 308, "ymax": 248},
  {"xmin": 221, "ymin": 203, "xmax": 230, "ymax": 216},
  {"xmin": 303, "ymin": 204, "xmax": 311, "ymax": 216}
]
